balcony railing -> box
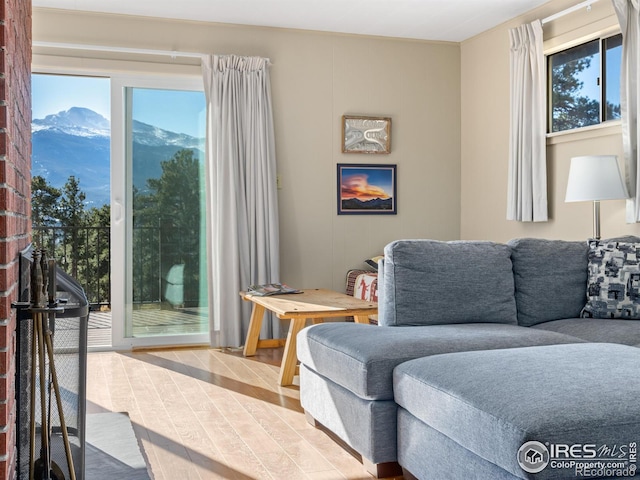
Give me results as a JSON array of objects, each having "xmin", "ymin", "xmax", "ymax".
[
  {"xmin": 33, "ymin": 226, "xmax": 111, "ymax": 309},
  {"xmin": 33, "ymin": 224, "xmax": 202, "ymax": 310}
]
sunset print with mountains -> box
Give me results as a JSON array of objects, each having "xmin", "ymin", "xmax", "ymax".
[{"xmin": 338, "ymin": 164, "xmax": 396, "ymax": 214}]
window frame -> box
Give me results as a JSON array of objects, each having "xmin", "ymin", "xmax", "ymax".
[
  {"xmin": 546, "ymin": 31, "xmax": 622, "ymax": 135},
  {"xmin": 110, "ymin": 74, "xmax": 209, "ymax": 350}
]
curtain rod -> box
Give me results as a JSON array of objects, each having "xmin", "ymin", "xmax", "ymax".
[
  {"xmin": 32, "ymin": 41, "xmax": 205, "ymax": 59},
  {"xmin": 541, "ymin": 0, "xmax": 599, "ymax": 25}
]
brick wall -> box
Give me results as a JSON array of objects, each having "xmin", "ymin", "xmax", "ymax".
[{"xmin": 0, "ymin": 0, "xmax": 31, "ymax": 479}]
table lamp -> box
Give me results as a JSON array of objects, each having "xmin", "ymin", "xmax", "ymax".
[{"xmin": 565, "ymin": 155, "xmax": 629, "ymax": 240}]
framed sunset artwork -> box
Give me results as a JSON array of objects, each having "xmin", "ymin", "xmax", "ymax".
[{"xmin": 337, "ymin": 163, "xmax": 397, "ymax": 215}]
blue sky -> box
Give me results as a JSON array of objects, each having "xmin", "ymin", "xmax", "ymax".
[
  {"xmin": 32, "ymin": 74, "xmax": 206, "ymax": 137},
  {"xmin": 340, "ymin": 166, "xmax": 395, "ymax": 200},
  {"xmin": 132, "ymin": 88, "xmax": 205, "ymax": 137},
  {"xmin": 32, "ymin": 74, "xmax": 111, "ymax": 119},
  {"xmin": 605, "ymin": 44, "xmax": 621, "ymax": 110}
]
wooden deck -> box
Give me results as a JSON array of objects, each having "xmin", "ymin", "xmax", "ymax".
[
  {"xmin": 87, "ymin": 309, "xmax": 112, "ymax": 348},
  {"xmin": 87, "ymin": 307, "xmax": 208, "ymax": 349}
]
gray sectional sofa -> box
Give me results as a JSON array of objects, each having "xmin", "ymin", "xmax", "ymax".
[{"xmin": 297, "ymin": 237, "xmax": 640, "ymax": 479}]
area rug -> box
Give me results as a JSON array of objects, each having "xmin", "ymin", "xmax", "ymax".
[{"xmin": 85, "ymin": 412, "xmax": 152, "ymax": 480}]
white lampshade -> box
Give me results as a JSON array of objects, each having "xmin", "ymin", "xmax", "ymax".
[{"xmin": 565, "ymin": 155, "xmax": 629, "ymax": 202}]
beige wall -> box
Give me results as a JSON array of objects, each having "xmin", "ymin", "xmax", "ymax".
[
  {"xmin": 32, "ymin": 8, "xmax": 461, "ymax": 291},
  {"xmin": 461, "ymin": 0, "xmax": 640, "ymax": 242},
  {"xmin": 34, "ymin": 0, "xmax": 638, "ymax": 294}
]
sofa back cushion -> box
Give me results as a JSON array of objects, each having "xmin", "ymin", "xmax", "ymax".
[
  {"xmin": 509, "ymin": 236, "xmax": 640, "ymax": 326},
  {"xmin": 378, "ymin": 239, "xmax": 517, "ymax": 326},
  {"xmin": 508, "ymin": 238, "xmax": 588, "ymax": 326}
]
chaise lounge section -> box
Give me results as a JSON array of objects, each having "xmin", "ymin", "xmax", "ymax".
[
  {"xmin": 297, "ymin": 237, "xmax": 640, "ymax": 478},
  {"xmin": 395, "ymin": 343, "xmax": 640, "ymax": 479}
]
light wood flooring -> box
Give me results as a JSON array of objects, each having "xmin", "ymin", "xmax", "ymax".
[{"xmin": 86, "ymin": 346, "xmax": 400, "ymax": 480}]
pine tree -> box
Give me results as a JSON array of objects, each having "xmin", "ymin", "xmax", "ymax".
[
  {"xmin": 550, "ymin": 54, "xmax": 599, "ymax": 132},
  {"xmin": 31, "ymin": 175, "xmax": 110, "ymax": 306},
  {"xmin": 31, "ymin": 175, "xmax": 62, "ymax": 227},
  {"xmin": 134, "ymin": 149, "xmax": 201, "ymax": 305}
]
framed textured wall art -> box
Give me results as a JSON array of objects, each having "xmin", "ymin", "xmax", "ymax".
[
  {"xmin": 337, "ymin": 163, "xmax": 397, "ymax": 215},
  {"xmin": 342, "ymin": 115, "xmax": 391, "ymax": 154}
]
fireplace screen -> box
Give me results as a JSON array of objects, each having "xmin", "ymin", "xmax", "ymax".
[{"xmin": 14, "ymin": 245, "xmax": 89, "ymax": 480}]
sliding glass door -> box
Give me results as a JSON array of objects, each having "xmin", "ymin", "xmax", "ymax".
[{"xmin": 111, "ymin": 76, "xmax": 209, "ymax": 348}]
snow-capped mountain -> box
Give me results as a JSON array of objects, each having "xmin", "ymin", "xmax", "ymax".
[
  {"xmin": 130, "ymin": 121, "xmax": 203, "ymax": 149},
  {"xmin": 32, "ymin": 107, "xmax": 204, "ymax": 207},
  {"xmin": 32, "ymin": 107, "xmax": 110, "ymax": 137}
]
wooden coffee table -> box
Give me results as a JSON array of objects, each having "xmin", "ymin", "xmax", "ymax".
[{"xmin": 241, "ymin": 288, "xmax": 377, "ymax": 386}]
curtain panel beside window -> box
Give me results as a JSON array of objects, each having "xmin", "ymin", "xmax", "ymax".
[
  {"xmin": 202, "ymin": 54, "xmax": 281, "ymax": 347},
  {"xmin": 613, "ymin": 0, "xmax": 640, "ymax": 223},
  {"xmin": 507, "ymin": 20, "xmax": 548, "ymax": 222}
]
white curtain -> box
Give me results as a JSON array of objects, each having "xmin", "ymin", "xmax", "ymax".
[
  {"xmin": 507, "ymin": 20, "xmax": 548, "ymax": 222},
  {"xmin": 202, "ymin": 54, "xmax": 281, "ymax": 347},
  {"xmin": 613, "ymin": 0, "xmax": 640, "ymax": 223}
]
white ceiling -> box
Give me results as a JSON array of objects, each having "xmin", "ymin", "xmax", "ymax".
[{"xmin": 31, "ymin": 0, "xmax": 552, "ymax": 42}]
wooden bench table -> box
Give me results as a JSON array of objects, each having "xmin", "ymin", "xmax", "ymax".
[{"xmin": 240, "ymin": 288, "xmax": 377, "ymax": 386}]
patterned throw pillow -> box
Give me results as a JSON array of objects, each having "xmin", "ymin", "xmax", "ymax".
[{"xmin": 582, "ymin": 241, "xmax": 640, "ymax": 319}]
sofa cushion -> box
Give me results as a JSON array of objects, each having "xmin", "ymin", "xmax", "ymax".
[
  {"xmin": 394, "ymin": 343, "xmax": 640, "ymax": 480},
  {"xmin": 379, "ymin": 239, "xmax": 517, "ymax": 326},
  {"xmin": 508, "ymin": 238, "xmax": 588, "ymax": 326},
  {"xmin": 297, "ymin": 322, "xmax": 585, "ymax": 401},
  {"xmin": 582, "ymin": 240, "xmax": 640, "ymax": 319},
  {"xmin": 532, "ymin": 317, "xmax": 640, "ymax": 345}
]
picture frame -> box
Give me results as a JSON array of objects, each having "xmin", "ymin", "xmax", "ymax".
[
  {"xmin": 342, "ymin": 115, "xmax": 391, "ymax": 154},
  {"xmin": 337, "ymin": 163, "xmax": 397, "ymax": 215}
]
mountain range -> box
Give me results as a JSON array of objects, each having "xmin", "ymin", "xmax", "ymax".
[
  {"xmin": 341, "ymin": 197, "xmax": 394, "ymax": 211},
  {"xmin": 32, "ymin": 107, "xmax": 204, "ymax": 207}
]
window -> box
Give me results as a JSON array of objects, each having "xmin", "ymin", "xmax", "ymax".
[
  {"xmin": 110, "ymin": 76, "xmax": 210, "ymax": 349},
  {"xmin": 548, "ymin": 33, "xmax": 622, "ymax": 133},
  {"xmin": 31, "ymin": 73, "xmax": 111, "ymax": 307},
  {"xmin": 32, "ymin": 72, "xmax": 210, "ymax": 349},
  {"xmin": 123, "ymin": 85, "xmax": 208, "ymax": 340}
]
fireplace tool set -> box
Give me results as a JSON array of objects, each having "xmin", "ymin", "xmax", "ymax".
[{"xmin": 27, "ymin": 249, "xmax": 76, "ymax": 480}]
